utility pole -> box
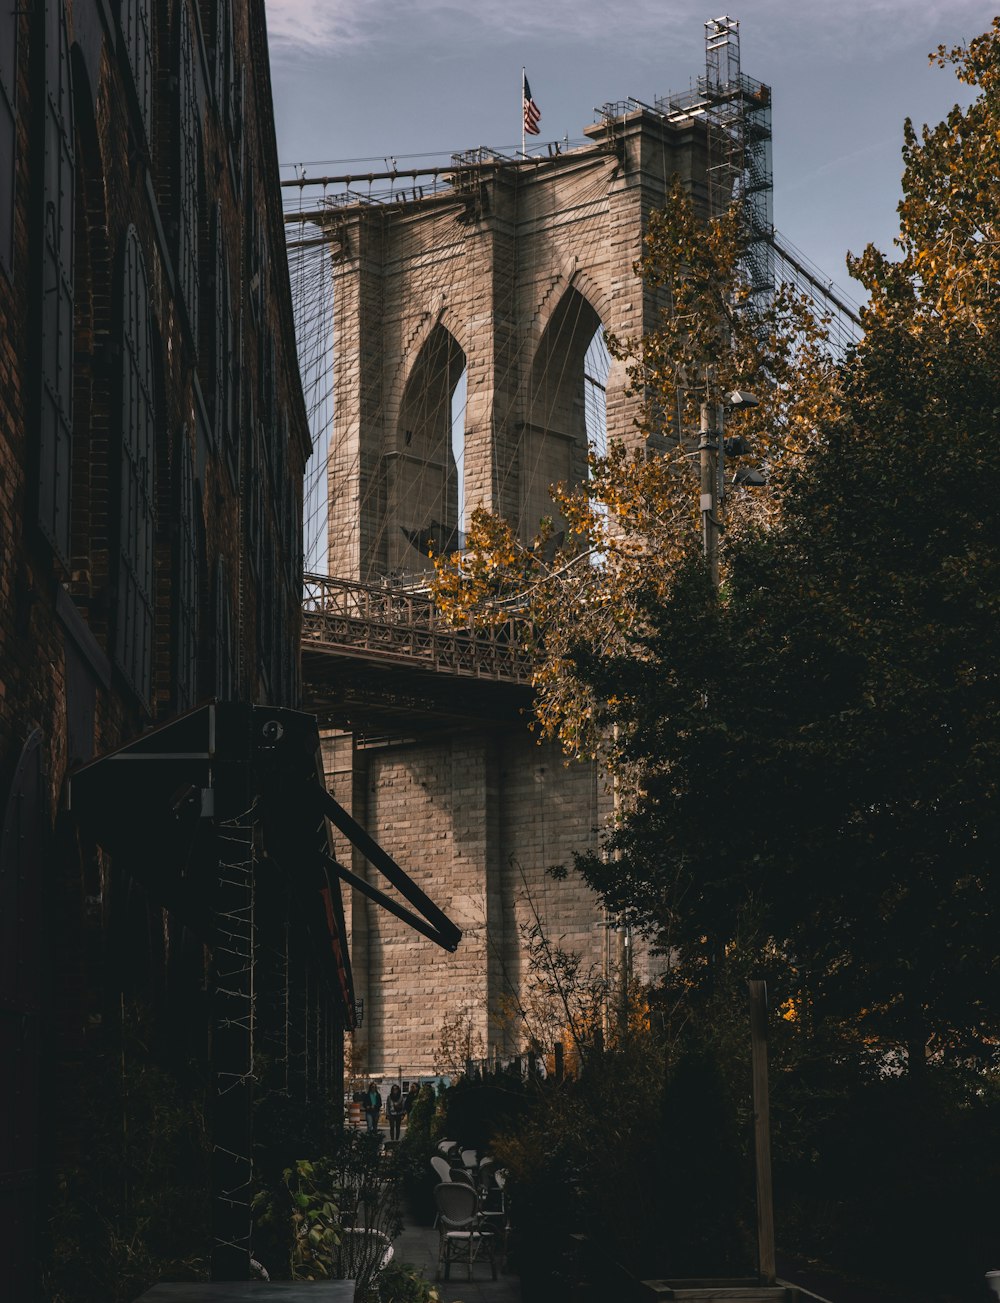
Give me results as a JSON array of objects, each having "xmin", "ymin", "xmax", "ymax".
[
  {"xmin": 750, "ymin": 980, "xmax": 776, "ymax": 1284},
  {"xmin": 700, "ymin": 390, "xmax": 760, "ymax": 587},
  {"xmin": 700, "ymin": 389, "xmax": 773, "ymax": 1285},
  {"xmin": 699, "ymin": 401, "xmax": 722, "ymax": 588},
  {"xmin": 612, "ymin": 725, "xmax": 630, "ymax": 1037}
]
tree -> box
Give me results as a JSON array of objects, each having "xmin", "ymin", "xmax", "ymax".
[
  {"xmin": 577, "ymin": 24, "xmax": 1000, "ymax": 1071},
  {"xmin": 435, "ymin": 25, "xmax": 1000, "ymax": 1071},
  {"xmin": 432, "ymin": 180, "xmax": 840, "ymax": 759}
]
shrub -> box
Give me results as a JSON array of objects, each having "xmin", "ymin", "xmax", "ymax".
[
  {"xmin": 253, "ymin": 1131, "xmax": 402, "ymax": 1301},
  {"xmin": 378, "ymin": 1259, "xmax": 440, "ymax": 1303},
  {"xmin": 40, "ymin": 1002, "xmax": 212, "ymax": 1303},
  {"xmin": 397, "ymin": 1083, "xmax": 447, "ymax": 1225},
  {"xmin": 494, "ymin": 1030, "xmax": 754, "ymax": 1300}
]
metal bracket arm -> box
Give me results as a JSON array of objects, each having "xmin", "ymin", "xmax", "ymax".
[
  {"xmin": 322, "ymin": 853, "xmax": 459, "ymax": 952},
  {"xmin": 316, "ymin": 787, "xmax": 462, "ymax": 952}
]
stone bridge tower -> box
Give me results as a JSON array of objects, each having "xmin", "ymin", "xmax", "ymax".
[
  {"xmin": 306, "ymin": 109, "xmax": 709, "ymax": 1080},
  {"xmin": 325, "ymin": 111, "xmax": 706, "ymax": 582}
]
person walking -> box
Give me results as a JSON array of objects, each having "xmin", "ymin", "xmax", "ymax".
[
  {"xmin": 403, "ymin": 1080, "xmax": 420, "ymax": 1127},
  {"xmin": 386, "ymin": 1083, "xmax": 404, "ymax": 1140},
  {"xmin": 363, "ymin": 1081, "xmax": 382, "ymax": 1134}
]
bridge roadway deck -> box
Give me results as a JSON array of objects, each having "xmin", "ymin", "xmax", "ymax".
[{"xmin": 301, "ymin": 573, "xmax": 535, "ymax": 736}]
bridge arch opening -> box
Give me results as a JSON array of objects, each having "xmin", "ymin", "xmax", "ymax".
[
  {"xmin": 520, "ymin": 286, "xmax": 607, "ymax": 540},
  {"xmin": 391, "ymin": 323, "xmax": 466, "ymax": 576}
]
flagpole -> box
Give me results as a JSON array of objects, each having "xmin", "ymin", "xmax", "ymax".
[{"xmin": 521, "ymin": 66, "xmax": 525, "ymax": 157}]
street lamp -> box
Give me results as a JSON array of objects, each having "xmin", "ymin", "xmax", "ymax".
[{"xmin": 699, "ymin": 388, "xmax": 760, "ymax": 587}]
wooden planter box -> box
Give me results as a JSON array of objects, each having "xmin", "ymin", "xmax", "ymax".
[{"xmin": 639, "ymin": 1281, "xmax": 803, "ymax": 1302}]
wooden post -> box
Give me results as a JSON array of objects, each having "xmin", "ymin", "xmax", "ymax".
[
  {"xmin": 554, "ymin": 1041, "xmax": 564, "ymax": 1082},
  {"xmin": 749, "ymin": 980, "xmax": 776, "ymax": 1284}
]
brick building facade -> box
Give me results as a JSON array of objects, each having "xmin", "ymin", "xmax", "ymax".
[{"xmin": 0, "ymin": 0, "xmax": 353, "ymax": 1291}]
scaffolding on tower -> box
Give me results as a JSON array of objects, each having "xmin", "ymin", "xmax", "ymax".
[{"xmin": 653, "ymin": 14, "xmax": 774, "ymax": 324}]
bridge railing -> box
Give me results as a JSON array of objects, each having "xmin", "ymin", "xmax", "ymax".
[{"xmin": 302, "ymin": 573, "xmax": 534, "ymax": 684}]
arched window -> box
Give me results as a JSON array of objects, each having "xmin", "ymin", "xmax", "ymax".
[
  {"xmin": 246, "ymin": 401, "xmax": 262, "ymax": 581},
  {"xmin": 37, "ymin": 0, "xmax": 75, "ymax": 563},
  {"xmin": 393, "ymin": 323, "xmax": 466, "ymax": 574},
  {"xmin": 115, "ymin": 226, "xmax": 156, "ymax": 705},
  {"xmin": 213, "ymin": 556, "xmax": 235, "ymax": 701},
  {"xmin": 246, "ymin": 155, "xmax": 267, "ymax": 327},
  {"xmin": 256, "ymin": 531, "xmax": 274, "ymax": 701},
  {"xmin": 120, "ymin": 0, "xmax": 153, "ymax": 146},
  {"xmin": 0, "ymin": 0, "xmax": 17, "ymax": 276},
  {"xmin": 209, "ymin": 203, "xmax": 240, "ymax": 482},
  {"xmin": 217, "ymin": 0, "xmax": 242, "ymax": 183},
  {"xmin": 176, "ymin": 0, "xmax": 199, "ymax": 342},
  {"xmin": 216, "ymin": 0, "xmax": 232, "ymax": 105},
  {"xmin": 522, "ymin": 287, "xmax": 603, "ymax": 540},
  {"xmin": 174, "ymin": 429, "xmax": 199, "ymax": 711}
]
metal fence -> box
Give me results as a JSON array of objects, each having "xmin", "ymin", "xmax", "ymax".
[{"xmin": 302, "ymin": 573, "xmax": 534, "ymax": 684}]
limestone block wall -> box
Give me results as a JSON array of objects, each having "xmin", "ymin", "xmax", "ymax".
[
  {"xmin": 320, "ymin": 110, "xmax": 705, "ymax": 1076},
  {"xmin": 335, "ymin": 735, "xmax": 496, "ymax": 1077},
  {"xmin": 325, "ymin": 725, "xmax": 625, "ymax": 1078},
  {"xmin": 496, "ymin": 736, "xmax": 609, "ymax": 1020}
]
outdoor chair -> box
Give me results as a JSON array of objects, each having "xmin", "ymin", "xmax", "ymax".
[
  {"xmin": 434, "ymin": 1181, "xmax": 497, "ymax": 1282},
  {"xmin": 479, "ymin": 1164, "xmax": 509, "ymax": 1264},
  {"xmin": 430, "ymin": 1155, "xmax": 453, "ymax": 1185},
  {"xmin": 477, "ymin": 1157, "xmax": 497, "ymax": 1192},
  {"xmin": 437, "ymin": 1139, "xmax": 461, "ymax": 1163},
  {"xmin": 334, "ymin": 1226, "xmax": 394, "ymax": 1296},
  {"xmin": 460, "ymin": 1147, "xmax": 479, "ymax": 1170},
  {"xmin": 450, "ymin": 1166, "xmax": 477, "ymax": 1189}
]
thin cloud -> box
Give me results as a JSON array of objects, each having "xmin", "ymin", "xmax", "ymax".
[
  {"xmin": 783, "ymin": 133, "xmax": 903, "ymax": 195},
  {"xmin": 265, "ymin": 0, "xmax": 994, "ymax": 56}
]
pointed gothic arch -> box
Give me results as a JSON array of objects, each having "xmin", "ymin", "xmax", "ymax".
[
  {"xmin": 325, "ymin": 112, "xmax": 686, "ymax": 586},
  {"xmin": 519, "ymin": 284, "xmax": 604, "ymax": 539},
  {"xmin": 390, "ymin": 322, "xmax": 466, "ymax": 574}
]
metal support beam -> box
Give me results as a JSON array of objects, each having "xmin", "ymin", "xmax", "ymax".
[{"xmin": 316, "ymin": 787, "xmax": 462, "ymax": 952}]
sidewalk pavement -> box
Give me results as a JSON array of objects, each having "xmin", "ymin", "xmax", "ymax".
[{"xmin": 391, "ymin": 1209, "xmax": 521, "ymax": 1303}]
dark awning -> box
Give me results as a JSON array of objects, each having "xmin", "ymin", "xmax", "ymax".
[{"xmin": 69, "ymin": 703, "xmax": 463, "ymax": 1022}]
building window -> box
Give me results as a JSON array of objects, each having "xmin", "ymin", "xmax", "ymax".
[
  {"xmin": 120, "ymin": 0, "xmax": 153, "ymax": 147},
  {"xmin": 37, "ymin": 0, "xmax": 75, "ymax": 563},
  {"xmin": 115, "ymin": 226, "xmax": 156, "ymax": 706},
  {"xmin": 214, "ymin": 556, "xmax": 235, "ymax": 700},
  {"xmin": 260, "ymin": 330, "xmax": 275, "ymax": 466},
  {"xmin": 231, "ymin": 305, "xmax": 243, "ymax": 486},
  {"xmin": 0, "ymin": 0, "xmax": 16, "ymax": 277},
  {"xmin": 230, "ymin": 62, "xmax": 244, "ymax": 191},
  {"xmin": 245, "ymin": 153, "xmax": 261, "ymax": 323},
  {"xmin": 215, "ymin": 0, "xmax": 231, "ymax": 104},
  {"xmin": 174, "ymin": 429, "xmax": 199, "ymax": 710},
  {"xmin": 177, "ymin": 0, "xmax": 199, "ymax": 343},
  {"xmin": 246, "ymin": 415, "xmax": 261, "ymax": 583},
  {"xmin": 211, "ymin": 203, "xmax": 238, "ymax": 480},
  {"xmin": 256, "ymin": 531, "xmax": 272, "ymax": 700}
]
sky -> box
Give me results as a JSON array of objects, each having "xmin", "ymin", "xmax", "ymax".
[{"xmin": 266, "ymin": 0, "xmax": 996, "ymax": 302}]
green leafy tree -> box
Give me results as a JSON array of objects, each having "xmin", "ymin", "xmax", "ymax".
[
  {"xmin": 435, "ymin": 25, "xmax": 1000, "ymax": 1073},
  {"xmin": 578, "ymin": 24, "xmax": 1000, "ymax": 1072}
]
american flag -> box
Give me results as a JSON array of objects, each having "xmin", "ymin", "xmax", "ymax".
[{"xmin": 523, "ymin": 73, "xmax": 541, "ymax": 136}]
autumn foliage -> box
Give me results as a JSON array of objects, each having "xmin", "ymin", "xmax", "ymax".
[
  {"xmin": 430, "ymin": 26, "xmax": 1000, "ymax": 1298},
  {"xmin": 436, "ymin": 21, "xmax": 1000, "ymax": 1073}
]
